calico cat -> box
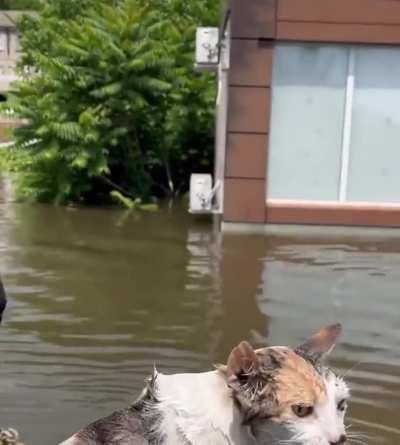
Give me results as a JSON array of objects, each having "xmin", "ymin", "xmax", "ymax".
[{"xmin": 60, "ymin": 324, "xmax": 349, "ymax": 445}]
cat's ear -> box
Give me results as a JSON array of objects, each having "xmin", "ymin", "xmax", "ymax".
[
  {"xmin": 295, "ymin": 323, "xmax": 342, "ymax": 364},
  {"xmin": 226, "ymin": 341, "xmax": 259, "ymax": 379},
  {"xmin": 225, "ymin": 342, "xmax": 280, "ymax": 422}
]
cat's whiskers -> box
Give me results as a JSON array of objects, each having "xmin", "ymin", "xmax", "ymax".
[
  {"xmin": 336, "ymin": 359, "xmax": 369, "ymax": 380},
  {"xmin": 346, "ymin": 429, "xmax": 370, "ymax": 445},
  {"xmin": 347, "ymin": 433, "xmax": 372, "ymax": 444},
  {"xmin": 346, "ymin": 423, "xmax": 373, "ymax": 443},
  {"xmin": 347, "ymin": 439, "xmax": 367, "ymax": 445}
]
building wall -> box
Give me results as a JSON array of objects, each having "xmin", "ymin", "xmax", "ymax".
[
  {"xmin": 0, "ymin": 12, "xmax": 28, "ymax": 141},
  {"xmin": 0, "ymin": 28, "xmax": 19, "ymax": 93},
  {"xmin": 224, "ymin": 0, "xmax": 400, "ymax": 226},
  {"xmin": 0, "ymin": 9, "xmax": 31, "ymax": 93},
  {"xmin": 277, "ymin": 0, "xmax": 400, "ymax": 44},
  {"xmin": 0, "ymin": 28, "xmax": 19, "ymax": 90},
  {"xmin": 224, "ymin": 0, "xmax": 276, "ymax": 223}
]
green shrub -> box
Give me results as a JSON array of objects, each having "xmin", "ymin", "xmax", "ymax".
[{"xmin": 4, "ymin": 0, "xmax": 220, "ymax": 204}]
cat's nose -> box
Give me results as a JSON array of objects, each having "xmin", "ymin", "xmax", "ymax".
[{"xmin": 330, "ymin": 434, "xmax": 347, "ymax": 445}]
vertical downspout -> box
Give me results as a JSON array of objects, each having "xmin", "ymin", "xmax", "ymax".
[{"xmin": 214, "ymin": 12, "xmax": 230, "ymax": 215}]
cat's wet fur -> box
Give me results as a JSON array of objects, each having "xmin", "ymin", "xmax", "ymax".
[{"xmin": 60, "ymin": 324, "xmax": 349, "ymax": 445}]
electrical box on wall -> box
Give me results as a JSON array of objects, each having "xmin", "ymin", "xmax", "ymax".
[
  {"xmin": 189, "ymin": 174, "xmax": 213, "ymax": 213},
  {"xmin": 189, "ymin": 174, "xmax": 222, "ymax": 214},
  {"xmin": 195, "ymin": 27, "xmax": 219, "ymax": 71}
]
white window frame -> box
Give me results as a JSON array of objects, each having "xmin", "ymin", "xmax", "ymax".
[{"xmin": 339, "ymin": 46, "xmax": 355, "ymax": 202}]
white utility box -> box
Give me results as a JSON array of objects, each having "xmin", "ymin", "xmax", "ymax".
[
  {"xmin": 195, "ymin": 27, "xmax": 219, "ymax": 70},
  {"xmin": 189, "ymin": 174, "xmax": 213, "ymax": 213}
]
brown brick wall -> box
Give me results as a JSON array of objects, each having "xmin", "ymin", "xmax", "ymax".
[
  {"xmin": 224, "ymin": 1, "xmax": 276, "ymax": 223},
  {"xmin": 230, "ymin": 0, "xmax": 277, "ymax": 39},
  {"xmin": 277, "ymin": 0, "xmax": 400, "ymax": 44},
  {"xmin": 278, "ymin": 0, "xmax": 400, "ymax": 25}
]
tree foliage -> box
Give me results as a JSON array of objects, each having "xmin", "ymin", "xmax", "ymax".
[
  {"xmin": 4, "ymin": 0, "xmax": 220, "ymax": 204},
  {"xmin": 0, "ymin": 0, "xmax": 41, "ymax": 9}
]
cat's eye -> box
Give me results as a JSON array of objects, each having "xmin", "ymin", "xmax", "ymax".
[
  {"xmin": 292, "ymin": 404, "xmax": 314, "ymax": 418},
  {"xmin": 337, "ymin": 399, "xmax": 347, "ymax": 412}
]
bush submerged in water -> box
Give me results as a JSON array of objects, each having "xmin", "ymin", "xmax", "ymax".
[
  {"xmin": 3, "ymin": 0, "xmax": 219, "ymax": 205},
  {"xmin": 110, "ymin": 190, "xmax": 158, "ymax": 211}
]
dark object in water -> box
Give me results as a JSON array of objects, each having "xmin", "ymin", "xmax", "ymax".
[
  {"xmin": 0, "ymin": 277, "xmax": 6, "ymax": 323},
  {"xmin": 0, "ymin": 428, "xmax": 25, "ymax": 445}
]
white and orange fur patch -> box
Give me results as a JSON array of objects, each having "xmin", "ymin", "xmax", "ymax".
[
  {"xmin": 264, "ymin": 347, "xmax": 328, "ymax": 417},
  {"xmin": 250, "ymin": 346, "xmax": 350, "ymax": 444}
]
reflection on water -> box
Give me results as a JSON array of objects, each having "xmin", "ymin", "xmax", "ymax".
[{"xmin": 0, "ymin": 183, "xmax": 399, "ymax": 444}]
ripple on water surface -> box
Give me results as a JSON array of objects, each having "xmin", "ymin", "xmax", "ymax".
[{"xmin": 0, "ymin": 198, "xmax": 398, "ymax": 444}]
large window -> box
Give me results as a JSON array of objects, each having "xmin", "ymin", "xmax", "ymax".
[{"xmin": 268, "ymin": 43, "xmax": 400, "ymax": 204}]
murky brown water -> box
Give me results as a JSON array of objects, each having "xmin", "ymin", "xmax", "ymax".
[{"xmin": 0, "ymin": 182, "xmax": 399, "ymax": 444}]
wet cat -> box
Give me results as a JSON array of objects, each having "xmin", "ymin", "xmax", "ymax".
[{"xmin": 60, "ymin": 324, "xmax": 349, "ymax": 445}]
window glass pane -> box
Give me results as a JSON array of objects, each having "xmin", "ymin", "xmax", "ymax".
[
  {"xmin": 347, "ymin": 47, "xmax": 400, "ymax": 203},
  {"xmin": 268, "ymin": 44, "xmax": 348, "ymax": 201}
]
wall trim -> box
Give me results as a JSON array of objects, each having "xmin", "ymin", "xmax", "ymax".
[{"xmin": 266, "ymin": 199, "xmax": 400, "ymax": 227}]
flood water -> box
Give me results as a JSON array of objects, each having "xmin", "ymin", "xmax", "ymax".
[{"xmin": 0, "ymin": 184, "xmax": 399, "ymax": 444}]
